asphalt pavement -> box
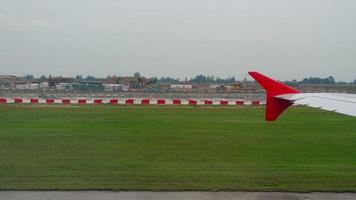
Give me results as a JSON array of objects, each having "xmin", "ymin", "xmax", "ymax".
[{"xmin": 1, "ymin": 191, "xmax": 356, "ymax": 200}]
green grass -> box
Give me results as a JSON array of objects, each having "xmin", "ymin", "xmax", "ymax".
[{"xmin": 0, "ymin": 104, "xmax": 355, "ymax": 192}]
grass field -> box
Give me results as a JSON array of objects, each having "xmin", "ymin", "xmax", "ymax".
[{"xmin": 0, "ymin": 104, "xmax": 355, "ymax": 192}]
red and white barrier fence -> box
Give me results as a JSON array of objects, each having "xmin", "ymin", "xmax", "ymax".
[{"xmin": 0, "ymin": 98, "xmax": 265, "ymax": 106}]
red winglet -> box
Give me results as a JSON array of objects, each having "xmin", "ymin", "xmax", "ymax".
[{"xmin": 249, "ymin": 72, "xmax": 299, "ymax": 121}]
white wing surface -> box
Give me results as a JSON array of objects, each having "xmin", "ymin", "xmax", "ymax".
[{"xmin": 276, "ymin": 93, "xmax": 356, "ymax": 117}]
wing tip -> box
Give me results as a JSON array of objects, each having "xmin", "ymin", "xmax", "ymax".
[{"xmin": 248, "ymin": 71, "xmax": 299, "ymax": 121}]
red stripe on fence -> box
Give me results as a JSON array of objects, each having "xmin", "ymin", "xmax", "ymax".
[
  {"xmin": 220, "ymin": 100, "xmax": 228, "ymax": 105},
  {"xmin": 236, "ymin": 100, "xmax": 244, "ymax": 106},
  {"xmin": 0, "ymin": 98, "xmax": 262, "ymax": 106},
  {"xmin": 157, "ymin": 99, "xmax": 165, "ymax": 105},
  {"xmin": 173, "ymin": 99, "xmax": 181, "ymax": 105},
  {"xmin": 47, "ymin": 99, "xmax": 54, "ymax": 104},
  {"xmin": 0, "ymin": 98, "xmax": 7, "ymax": 104},
  {"xmin": 62, "ymin": 99, "xmax": 70, "ymax": 104},
  {"xmin": 78, "ymin": 99, "xmax": 86, "ymax": 104},
  {"xmin": 30, "ymin": 98, "xmax": 39, "ymax": 104},
  {"xmin": 252, "ymin": 100, "xmax": 260, "ymax": 106},
  {"xmin": 188, "ymin": 100, "xmax": 197, "ymax": 105},
  {"xmin": 14, "ymin": 98, "xmax": 23, "ymax": 104},
  {"xmin": 204, "ymin": 100, "xmax": 213, "ymax": 105},
  {"xmin": 110, "ymin": 99, "xmax": 118, "ymax": 105},
  {"xmin": 125, "ymin": 99, "xmax": 134, "ymax": 105},
  {"xmin": 94, "ymin": 99, "xmax": 102, "ymax": 104},
  {"xmin": 141, "ymin": 99, "xmax": 150, "ymax": 105}
]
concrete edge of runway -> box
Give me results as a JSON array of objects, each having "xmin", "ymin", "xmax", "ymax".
[{"xmin": 1, "ymin": 191, "xmax": 356, "ymax": 200}]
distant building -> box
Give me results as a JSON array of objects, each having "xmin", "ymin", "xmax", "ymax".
[
  {"xmin": 15, "ymin": 82, "xmax": 31, "ymax": 90},
  {"xmin": 56, "ymin": 83, "xmax": 69, "ymax": 91},
  {"xmin": 48, "ymin": 76, "xmax": 75, "ymax": 88},
  {"xmin": 103, "ymin": 77, "xmax": 119, "ymax": 84},
  {"xmin": 39, "ymin": 82, "xmax": 49, "ymax": 89},
  {"xmin": 0, "ymin": 75, "xmax": 24, "ymax": 90},
  {"xmin": 103, "ymin": 84, "xmax": 129, "ymax": 92},
  {"xmin": 170, "ymin": 84, "xmax": 192, "ymax": 90},
  {"xmin": 210, "ymin": 84, "xmax": 221, "ymax": 89},
  {"xmin": 30, "ymin": 83, "xmax": 39, "ymax": 90},
  {"xmin": 103, "ymin": 84, "xmax": 120, "ymax": 92},
  {"xmin": 118, "ymin": 77, "xmax": 140, "ymax": 84}
]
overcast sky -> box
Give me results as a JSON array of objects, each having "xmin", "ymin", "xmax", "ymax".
[{"xmin": 0, "ymin": 0, "xmax": 356, "ymax": 81}]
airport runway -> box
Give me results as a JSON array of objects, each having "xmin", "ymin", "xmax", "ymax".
[{"xmin": 1, "ymin": 191, "xmax": 356, "ymax": 200}]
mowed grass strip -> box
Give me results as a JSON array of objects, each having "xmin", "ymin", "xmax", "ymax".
[{"xmin": 0, "ymin": 104, "xmax": 355, "ymax": 191}]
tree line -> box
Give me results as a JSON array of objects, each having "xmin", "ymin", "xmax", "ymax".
[{"xmin": 22, "ymin": 73, "xmax": 356, "ymax": 84}]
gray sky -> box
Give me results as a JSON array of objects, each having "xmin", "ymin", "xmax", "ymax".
[{"xmin": 1, "ymin": 0, "xmax": 356, "ymax": 81}]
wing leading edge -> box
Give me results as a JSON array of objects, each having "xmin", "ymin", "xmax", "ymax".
[{"xmin": 249, "ymin": 71, "xmax": 356, "ymax": 121}]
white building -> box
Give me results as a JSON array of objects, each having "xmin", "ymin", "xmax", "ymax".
[
  {"xmin": 15, "ymin": 83, "xmax": 31, "ymax": 90},
  {"xmin": 56, "ymin": 83, "xmax": 68, "ymax": 90},
  {"xmin": 39, "ymin": 82, "xmax": 49, "ymax": 89},
  {"xmin": 170, "ymin": 84, "xmax": 192, "ymax": 89},
  {"xmin": 30, "ymin": 83, "xmax": 39, "ymax": 90},
  {"xmin": 121, "ymin": 84, "xmax": 129, "ymax": 92},
  {"xmin": 210, "ymin": 84, "xmax": 220, "ymax": 89},
  {"xmin": 103, "ymin": 84, "xmax": 121, "ymax": 92}
]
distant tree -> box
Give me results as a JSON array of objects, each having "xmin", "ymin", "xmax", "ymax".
[
  {"xmin": 189, "ymin": 75, "xmax": 236, "ymax": 84},
  {"xmin": 75, "ymin": 75, "xmax": 83, "ymax": 81},
  {"xmin": 301, "ymin": 76, "xmax": 335, "ymax": 84},
  {"xmin": 207, "ymin": 75, "xmax": 214, "ymax": 82},
  {"xmin": 354, "ymin": 79, "xmax": 356, "ymax": 84},
  {"xmin": 328, "ymin": 76, "xmax": 335, "ymax": 84},
  {"xmin": 86, "ymin": 75, "xmax": 96, "ymax": 81},
  {"xmin": 39, "ymin": 75, "xmax": 47, "ymax": 81},
  {"xmin": 134, "ymin": 72, "xmax": 141, "ymax": 78},
  {"xmin": 157, "ymin": 77, "xmax": 179, "ymax": 83},
  {"xmin": 24, "ymin": 74, "xmax": 34, "ymax": 80},
  {"xmin": 215, "ymin": 76, "xmax": 236, "ymax": 84},
  {"xmin": 190, "ymin": 75, "xmax": 209, "ymax": 83}
]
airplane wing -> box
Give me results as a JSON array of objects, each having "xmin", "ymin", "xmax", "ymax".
[
  {"xmin": 276, "ymin": 93, "xmax": 356, "ymax": 117},
  {"xmin": 248, "ymin": 71, "xmax": 356, "ymax": 121}
]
